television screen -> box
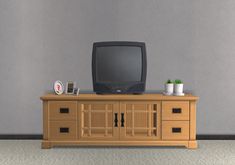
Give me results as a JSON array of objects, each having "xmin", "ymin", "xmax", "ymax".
[
  {"xmin": 95, "ymin": 46, "xmax": 142, "ymax": 82},
  {"xmin": 92, "ymin": 41, "xmax": 147, "ymax": 94}
]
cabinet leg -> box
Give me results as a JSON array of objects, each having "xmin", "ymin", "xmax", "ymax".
[
  {"xmin": 187, "ymin": 141, "xmax": 198, "ymax": 149},
  {"xmin": 41, "ymin": 141, "xmax": 51, "ymax": 149}
]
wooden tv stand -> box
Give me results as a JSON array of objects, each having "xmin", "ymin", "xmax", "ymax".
[{"xmin": 40, "ymin": 93, "xmax": 198, "ymax": 149}]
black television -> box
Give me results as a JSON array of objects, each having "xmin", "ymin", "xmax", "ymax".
[{"xmin": 92, "ymin": 41, "xmax": 147, "ymax": 94}]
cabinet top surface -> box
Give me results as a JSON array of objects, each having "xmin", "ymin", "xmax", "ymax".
[{"xmin": 40, "ymin": 93, "xmax": 198, "ymax": 101}]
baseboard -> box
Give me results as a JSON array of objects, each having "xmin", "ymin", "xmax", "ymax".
[
  {"xmin": 197, "ymin": 134, "xmax": 235, "ymax": 140},
  {"xmin": 0, "ymin": 134, "xmax": 42, "ymax": 140},
  {"xmin": 0, "ymin": 134, "xmax": 234, "ymax": 140}
]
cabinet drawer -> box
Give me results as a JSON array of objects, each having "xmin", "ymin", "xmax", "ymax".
[
  {"xmin": 49, "ymin": 101, "xmax": 77, "ymax": 120},
  {"xmin": 162, "ymin": 101, "xmax": 189, "ymax": 120},
  {"xmin": 162, "ymin": 121, "xmax": 189, "ymax": 140},
  {"xmin": 49, "ymin": 121, "xmax": 77, "ymax": 140}
]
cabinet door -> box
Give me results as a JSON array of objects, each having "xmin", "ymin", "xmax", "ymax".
[
  {"xmin": 79, "ymin": 101, "xmax": 119, "ymax": 140},
  {"xmin": 120, "ymin": 101, "xmax": 161, "ymax": 140}
]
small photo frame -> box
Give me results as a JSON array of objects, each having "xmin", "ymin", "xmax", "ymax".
[
  {"xmin": 73, "ymin": 88, "xmax": 80, "ymax": 95},
  {"xmin": 66, "ymin": 81, "xmax": 76, "ymax": 94},
  {"xmin": 53, "ymin": 80, "xmax": 64, "ymax": 95}
]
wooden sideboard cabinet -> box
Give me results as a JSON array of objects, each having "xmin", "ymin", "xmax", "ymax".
[{"xmin": 40, "ymin": 94, "xmax": 198, "ymax": 149}]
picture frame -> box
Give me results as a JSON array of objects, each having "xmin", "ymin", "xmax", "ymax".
[
  {"xmin": 73, "ymin": 88, "xmax": 80, "ymax": 95},
  {"xmin": 66, "ymin": 81, "xmax": 76, "ymax": 94},
  {"xmin": 53, "ymin": 80, "xmax": 64, "ymax": 95}
]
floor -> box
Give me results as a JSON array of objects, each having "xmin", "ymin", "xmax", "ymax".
[{"xmin": 0, "ymin": 140, "xmax": 234, "ymax": 165}]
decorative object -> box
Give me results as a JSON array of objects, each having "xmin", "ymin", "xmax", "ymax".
[
  {"xmin": 174, "ymin": 79, "xmax": 184, "ymax": 96},
  {"xmin": 73, "ymin": 88, "xmax": 80, "ymax": 95},
  {"xmin": 163, "ymin": 79, "xmax": 174, "ymax": 95},
  {"xmin": 53, "ymin": 80, "xmax": 64, "ymax": 95},
  {"xmin": 66, "ymin": 81, "xmax": 76, "ymax": 94}
]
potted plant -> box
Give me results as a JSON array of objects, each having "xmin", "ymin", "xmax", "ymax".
[
  {"xmin": 174, "ymin": 79, "xmax": 184, "ymax": 95},
  {"xmin": 164, "ymin": 79, "xmax": 174, "ymax": 95}
]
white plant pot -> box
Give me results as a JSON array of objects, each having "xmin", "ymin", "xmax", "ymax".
[
  {"xmin": 165, "ymin": 83, "xmax": 174, "ymax": 95},
  {"xmin": 174, "ymin": 84, "xmax": 184, "ymax": 94}
]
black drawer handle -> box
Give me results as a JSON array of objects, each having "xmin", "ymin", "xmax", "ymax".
[
  {"xmin": 172, "ymin": 127, "xmax": 181, "ymax": 133},
  {"xmin": 121, "ymin": 113, "xmax": 125, "ymax": 127},
  {"xmin": 60, "ymin": 108, "xmax": 69, "ymax": 113},
  {"xmin": 60, "ymin": 127, "xmax": 69, "ymax": 133},
  {"xmin": 114, "ymin": 113, "xmax": 118, "ymax": 127},
  {"xmin": 172, "ymin": 108, "xmax": 181, "ymax": 113}
]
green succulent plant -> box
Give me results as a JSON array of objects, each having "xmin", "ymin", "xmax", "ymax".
[
  {"xmin": 174, "ymin": 79, "xmax": 183, "ymax": 84},
  {"xmin": 166, "ymin": 79, "xmax": 174, "ymax": 84}
]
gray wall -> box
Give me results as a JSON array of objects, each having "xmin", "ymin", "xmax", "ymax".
[{"xmin": 1, "ymin": 0, "xmax": 235, "ymax": 134}]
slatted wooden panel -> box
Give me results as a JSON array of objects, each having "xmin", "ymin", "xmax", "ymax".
[
  {"xmin": 79, "ymin": 101, "xmax": 119, "ymax": 140},
  {"xmin": 120, "ymin": 101, "xmax": 161, "ymax": 140}
]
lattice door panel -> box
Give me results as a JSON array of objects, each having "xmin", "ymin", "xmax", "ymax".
[
  {"xmin": 120, "ymin": 101, "xmax": 161, "ymax": 140},
  {"xmin": 79, "ymin": 102, "xmax": 119, "ymax": 140}
]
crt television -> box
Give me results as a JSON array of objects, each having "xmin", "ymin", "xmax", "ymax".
[{"xmin": 92, "ymin": 41, "xmax": 147, "ymax": 94}]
